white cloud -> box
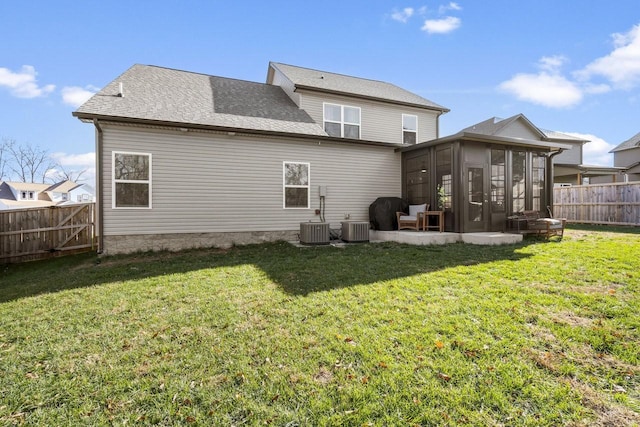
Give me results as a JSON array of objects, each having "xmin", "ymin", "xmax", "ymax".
[
  {"xmin": 421, "ymin": 16, "xmax": 461, "ymax": 34},
  {"xmin": 576, "ymin": 24, "xmax": 640, "ymax": 89},
  {"xmin": 391, "ymin": 7, "xmax": 414, "ymax": 23},
  {"xmin": 439, "ymin": 2, "xmax": 462, "ymax": 14},
  {"xmin": 51, "ymin": 152, "xmax": 95, "ymax": 166},
  {"xmin": 0, "ymin": 65, "xmax": 55, "ymax": 98},
  {"xmin": 499, "ymin": 72, "xmax": 583, "ymax": 108},
  {"xmin": 562, "ymin": 132, "xmax": 615, "ymax": 166},
  {"xmin": 61, "ymin": 85, "xmax": 97, "ymax": 107},
  {"xmin": 538, "ymin": 55, "xmax": 567, "ymax": 72}
]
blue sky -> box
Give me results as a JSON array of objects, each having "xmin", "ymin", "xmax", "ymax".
[{"xmin": 1, "ymin": 1, "xmax": 639, "ymax": 183}]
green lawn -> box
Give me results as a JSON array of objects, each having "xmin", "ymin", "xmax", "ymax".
[{"xmin": 1, "ymin": 226, "xmax": 639, "ymax": 426}]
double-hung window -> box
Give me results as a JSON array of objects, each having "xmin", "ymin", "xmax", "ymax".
[
  {"xmin": 323, "ymin": 103, "xmax": 360, "ymax": 138},
  {"xmin": 113, "ymin": 151, "xmax": 151, "ymax": 208},
  {"xmin": 283, "ymin": 162, "xmax": 310, "ymax": 209},
  {"xmin": 402, "ymin": 114, "xmax": 418, "ymax": 144}
]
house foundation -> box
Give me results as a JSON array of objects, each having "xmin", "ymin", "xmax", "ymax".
[{"xmin": 101, "ymin": 230, "xmax": 299, "ymax": 255}]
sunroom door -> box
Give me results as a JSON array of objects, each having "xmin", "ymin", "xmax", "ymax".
[{"xmin": 463, "ymin": 163, "xmax": 489, "ymax": 232}]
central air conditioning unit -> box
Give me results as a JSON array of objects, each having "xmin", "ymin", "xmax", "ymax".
[
  {"xmin": 341, "ymin": 221, "xmax": 369, "ymax": 243},
  {"xmin": 300, "ymin": 222, "xmax": 330, "ymax": 245}
]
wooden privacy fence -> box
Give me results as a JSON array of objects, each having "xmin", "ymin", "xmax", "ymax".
[
  {"xmin": 0, "ymin": 203, "xmax": 95, "ymax": 263},
  {"xmin": 553, "ymin": 182, "xmax": 640, "ymax": 226}
]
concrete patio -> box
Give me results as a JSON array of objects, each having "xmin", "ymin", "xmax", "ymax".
[{"xmin": 370, "ymin": 230, "xmax": 523, "ymax": 246}]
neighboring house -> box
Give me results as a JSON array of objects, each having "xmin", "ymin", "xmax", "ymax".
[
  {"xmin": 0, "ymin": 182, "xmax": 53, "ymax": 210},
  {"xmin": 546, "ymin": 128, "xmax": 623, "ymax": 185},
  {"xmin": 46, "ymin": 181, "xmax": 96, "ymax": 205},
  {"xmin": 597, "ymin": 131, "xmax": 640, "ymax": 183},
  {"xmin": 73, "ymin": 63, "xmax": 574, "ymax": 254},
  {"xmin": 0, "ymin": 180, "xmax": 94, "ymax": 210}
]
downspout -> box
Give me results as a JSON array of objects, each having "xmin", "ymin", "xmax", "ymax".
[
  {"xmin": 547, "ymin": 150, "xmax": 563, "ymax": 216},
  {"xmin": 93, "ymin": 118, "xmax": 104, "ymax": 254}
]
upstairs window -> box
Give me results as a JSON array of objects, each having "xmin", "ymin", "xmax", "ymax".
[
  {"xmin": 402, "ymin": 114, "xmax": 418, "ymax": 144},
  {"xmin": 323, "ymin": 103, "xmax": 360, "ymax": 139},
  {"xmin": 283, "ymin": 162, "xmax": 310, "ymax": 209},
  {"xmin": 113, "ymin": 151, "xmax": 151, "ymax": 208}
]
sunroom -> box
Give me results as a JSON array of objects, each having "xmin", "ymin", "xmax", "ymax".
[{"xmin": 400, "ymin": 130, "xmax": 570, "ymax": 233}]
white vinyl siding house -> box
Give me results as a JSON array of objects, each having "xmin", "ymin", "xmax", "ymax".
[{"xmin": 99, "ymin": 125, "xmax": 400, "ymax": 239}]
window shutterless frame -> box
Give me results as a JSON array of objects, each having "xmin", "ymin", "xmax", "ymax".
[
  {"xmin": 112, "ymin": 151, "xmax": 152, "ymax": 209},
  {"xmin": 402, "ymin": 114, "xmax": 418, "ymax": 145},
  {"xmin": 283, "ymin": 161, "xmax": 310, "ymax": 209},
  {"xmin": 323, "ymin": 102, "xmax": 361, "ymax": 139}
]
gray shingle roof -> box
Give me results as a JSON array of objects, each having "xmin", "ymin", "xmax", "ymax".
[
  {"xmin": 460, "ymin": 114, "xmax": 586, "ymax": 143},
  {"xmin": 74, "ymin": 65, "xmax": 326, "ymax": 136},
  {"xmin": 269, "ymin": 62, "xmax": 449, "ymax": 112},
  {"xmin": 610, "ymin": 131, "xmax": 640, "ymax": 152}
]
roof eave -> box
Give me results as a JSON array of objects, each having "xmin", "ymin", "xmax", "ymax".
[
  {"xmin": 400, "ymin": 131, "xmax": 573, "ymax": 153},
  {"xmin": 73, "ymin": 112, "xmax": 402, "ymax": 149}
]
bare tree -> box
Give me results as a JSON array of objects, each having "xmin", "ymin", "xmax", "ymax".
[
  {"xmin": 49, "ymin": 164, "xmax": 87, "ymax": 183},
  {"xmin": 7, "ymin": 142, "xmax": 56, "ymax": 183},
  {"xmin": 0, "ymin": 138, "xmax": 11, "ymax": 181}
]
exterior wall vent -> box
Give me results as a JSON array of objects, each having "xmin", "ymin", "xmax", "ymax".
[
  {"xmin": 300, "ymin": 222, "xmax": 330, "ymax": 245},
  {"xmin": 341, "ymin": 221, "xmax": 369, "ymax": 242}
]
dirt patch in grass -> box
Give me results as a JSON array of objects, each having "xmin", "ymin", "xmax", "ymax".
[
  {"xmin": 314, "ymin": 366, "xmax": 333, "ymax": 384},
  {"xmin": 551, "ymin": 311, "xmax": 595, "ymax": 328},
  {"xmin": 566, "ymin": 379, "xmax": 640, "ymax": 427}
]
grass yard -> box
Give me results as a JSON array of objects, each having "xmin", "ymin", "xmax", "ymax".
[{"xmin": 1, "ymin": 226, "xmax": 639, "ymax": 426}]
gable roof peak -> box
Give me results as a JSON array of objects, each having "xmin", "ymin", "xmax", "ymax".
[{"xmin": 269, "ymin": 62, "xmax": 449, "ymax": 112}]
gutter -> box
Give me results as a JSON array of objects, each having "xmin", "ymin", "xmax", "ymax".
[
  {"xmin": 400, "ymin": 132, "xmax": 574, "ymax": 153},
  {"xmin": 93, "ymin": 118, "xmax": 104, "ymax": 254},
  {"xmin": 73, "ymin": 113, "xmax": 403, "ymax": 149},
  {"xmin": 547, "ymin": 150, "xmax": 564, "ymax": 214}
]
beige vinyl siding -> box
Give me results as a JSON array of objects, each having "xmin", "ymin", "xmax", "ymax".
[
  {"xmin": 495, "ymin": 121, "xmax": 540, "ymax": 140},
  {"xmin": 552, "ymin": 141, "xmax": 583, "ymax": 165},
  {"xmin": 614, "ymin": 148, "xmax": 640, "ymax": 168},
  {"xmin": 298, "ymin": 90, "xmax": 438, "ymax": 145},
  {"xmin": 101, "ymin": 124, "xmax": 401, "ymax": 236}
]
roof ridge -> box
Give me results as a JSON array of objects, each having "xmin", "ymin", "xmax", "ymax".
[{"xmin": 270, "ymin": 62, "xmax": 392, "ymax": 86}]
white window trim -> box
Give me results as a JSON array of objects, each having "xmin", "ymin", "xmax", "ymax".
[
  {"xmin": 323, "ymin": 102, "xmax": 361, "ymax": 139},
  {"xmin": 283, "ymin": 161, "xmax": 310, "ymax": 209},
  {"xmin": 402, "ymin": 114, "xmax": 418, "ymax": 144},
  {"xmin": 112, "ymin": 151, "xmax": 152, "ymax": 209}
]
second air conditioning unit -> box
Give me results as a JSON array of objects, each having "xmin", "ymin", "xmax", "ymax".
[{"xmin": 341, "ymin": 221, "xmax": 369, "ymax": 243}]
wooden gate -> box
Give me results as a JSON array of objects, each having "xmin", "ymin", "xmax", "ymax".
[{"xmin": 0, "ymin": 203, "xmax": 95, "ymax": 263}]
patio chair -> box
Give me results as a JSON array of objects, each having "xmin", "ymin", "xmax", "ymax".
[
  {"xmin": 521, "ymin": 209, "xmax": 566, "ymax": 239},
  {"xmin": 396, "ymin": 203, "xmax": 429, "ymax": 231}
]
